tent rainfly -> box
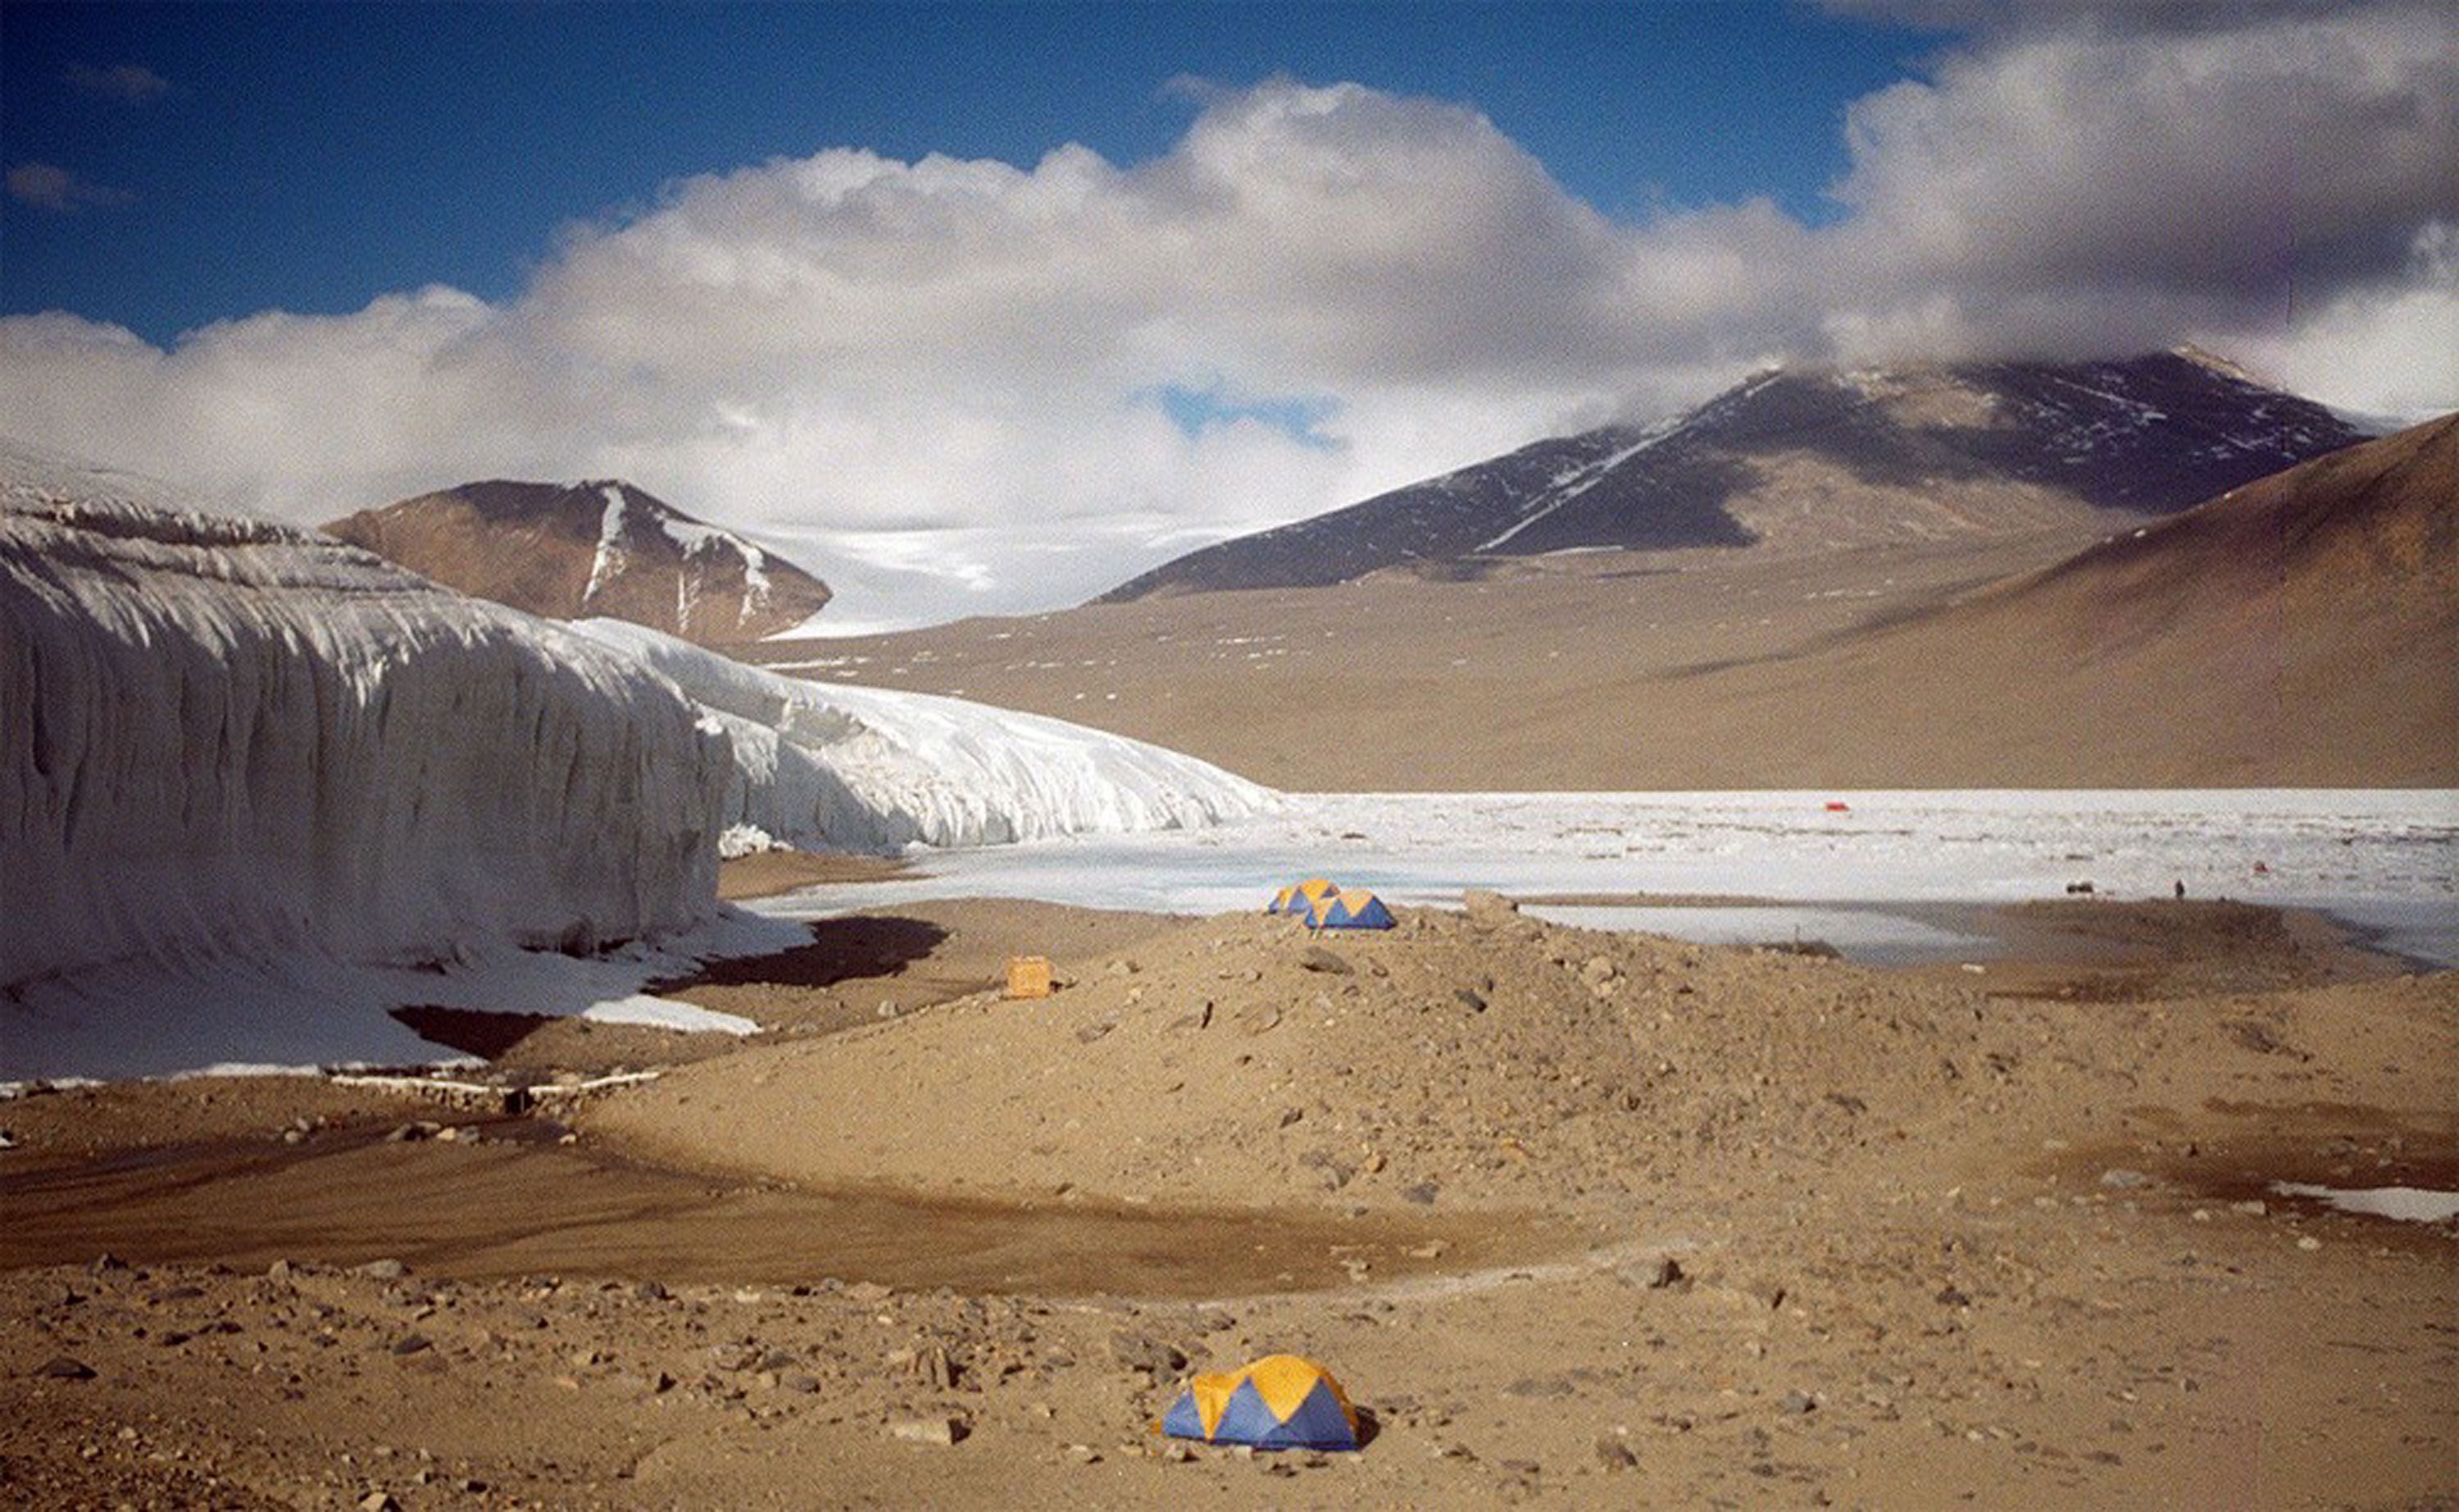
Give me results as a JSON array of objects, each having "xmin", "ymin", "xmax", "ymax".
[{"xmin": 1161, "ymin": 1354, "xmax": 1360, "ymax": 1451}]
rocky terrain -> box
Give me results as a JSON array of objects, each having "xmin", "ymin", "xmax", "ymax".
[
  {"xmin": 4, "ymin": 887, "xmax": 2451, "ymax": 1508},
  {"xmin": 325, "ymin": 479, "xmax": 831, "ymax": 647},
  {"xmin": 1100, "ymin": 350, "xmax": 2365, "ymax": 600}
]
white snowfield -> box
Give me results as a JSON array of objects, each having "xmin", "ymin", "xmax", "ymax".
[
  {"xmin": 568, "ymin": 618, "xmax": 1279, "ymax": 853},
  {"xmin": 0, "ymin": 442, "xmax": 731, "ymax": 1024}
]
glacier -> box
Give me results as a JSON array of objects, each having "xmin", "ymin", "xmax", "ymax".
[
  {"xmin": 567, "ymin": 618, "xmax": 1279, "ymax": 853},
  {"xmin": 1, "ymin": 441, "xmax": 734, "ymax": 1072}
]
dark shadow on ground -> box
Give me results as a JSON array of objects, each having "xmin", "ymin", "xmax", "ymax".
[
  {"xmin": 650, "ymin": 916, "xmax": 949, "ymax": 992},
  {"xmin": 390, "ymin": 1005, "xmax": 560, "ymax": 1060}
]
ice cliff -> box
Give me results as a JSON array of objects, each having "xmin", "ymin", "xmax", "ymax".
[
  {"xmin": 568, "ymin": 620, "xmax": 1278, "ymax": 853},
  {"xmin": 0, "ymin": 443, "xmax": 731, "ymax": 996}
]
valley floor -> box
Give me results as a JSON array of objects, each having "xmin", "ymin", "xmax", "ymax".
[{"xmin": 2, "ymin": 886, "xmax": 2452, "ymax": 1509}]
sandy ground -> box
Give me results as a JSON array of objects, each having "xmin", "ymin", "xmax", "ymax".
[{"xmin": 3, "ymin": 888, "xmax": 2452, "ymax": 1509}]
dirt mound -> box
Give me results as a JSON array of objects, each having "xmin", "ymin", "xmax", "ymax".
[{"xmin": 589, "ymin": 905, "xmax": 2034, "ymax": 1213}]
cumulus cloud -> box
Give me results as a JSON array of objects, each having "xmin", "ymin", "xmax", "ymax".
[
  {"xmin": 64, "ymin": 62, "xmax": 174, "ymax": 103},
  {"xmin": 7, "ymin": 161, "xmax": 132, "ymax": 211},
  {"xmin": 2, "ymin": 5, "xmax": 2453, "ymax": 627}
]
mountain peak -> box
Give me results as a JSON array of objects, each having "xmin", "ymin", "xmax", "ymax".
[
  {"xmin": 324, "ymin": 479, "xmax": 831, "ymax": 647},
  {"xmin": 1099, "ymin": 352, "xmax": 2364, "ymax": 601}
]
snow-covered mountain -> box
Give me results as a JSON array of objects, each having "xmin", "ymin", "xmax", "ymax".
[
  {"xmin": 1, "ymin": 443, "xmax": 731, "ymax": 1000},
  {"xmin": 1101, "ymin": 350, "xmax": 2368, "ymax": 599},
  {"xmin": 570, "ymin": 620, "xmax": 1277, "ymax": 853},
  {"xmin": 325, "ymin": 479, "xmax": 832, "ymax": 647}
]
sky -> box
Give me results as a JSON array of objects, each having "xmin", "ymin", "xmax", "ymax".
[{"xmin": 3, "ymin": 1, "xmax": 2455, "ymax": 631}]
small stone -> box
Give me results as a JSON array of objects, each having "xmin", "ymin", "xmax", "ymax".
[
  {"xmin": 1593, "ymin": 1436, "xmax": 1638, "ymax": 1471},
  {"xmin": 845, "ymin": 1281, "xmax": 893, "ymax": 1304},
  {"xmin": 266, "ymin": 1260, "xmax": 293, "ymax": 1283},
  {"xmin": 1108, "ymin": 1332, "xmax": 1187, "ymax": 1376},
  {"xmin": 1164, "ymin": 1442, "xmax": 1196, "ymax": 1463},
  {"xmin": 359, "ymin": 1493, "xmax": 400, "ymax": 1512},
  {"xmin": 1452, "ymin": 988, "xmax": 1488, "ymax": 1013},
  {"xmin": 1065, "ymin": 1443, "xmax": 1102, "ymax": 1464},
  {"xmin": 780, "ymin": 1372, "xmax": 822, "ymax": 1394},
  {"xmin": 1075, "ymin": 1021, "xmax": 1116, "ymax": 1045},
  {"xmin": 2099, "ymin": 1168, "xmax": 2149, "ymax": 1190},
  {"xmin": 889, "ymin": 1415, "xmax": 966, "ymax": 1446},
  {"xmin": 1170, "ymin": 1003, "xmax": 1214, "ymax": 1032},
  {"xmin": 1299, "ymin": 947, "xmax": 1352, "ymax": 975},
  {"xmin": 1462, "ymin": 889, "xmax": 1520, "ymax": 927},
  {"xmin": 34, "ymin": 1355, "xmax": 96, "ymax": 1380},
  {"xmin": 1935, "ymin": 1283, "xmax": 1971, "ymax": 1307},
  {"xmin": 1646, "ymin": 1256, "xmax": 1686, "ymax": 1290},
  {"xmin": 2296, "ymin": 1235, "xmax": 2322, "ymax": 1251},
  {"xmin": 632, "ymin": 1279, "xmax": 668, "ymax": 1301},
  {"xmin": 353, "ymin": 1258, "xmax": 409, "ymax": 1280},
  {"xmin": 2231, "ymin": 1200, "xmax": 2267, "ymax": 1217},
  {"xmin": 1278, "ymin": 1106, "xmax": 1304, "ymax": 1128},
  {"xmin": 390, "ymin": 1334, "xmax": 432, "ymax": 1357},
  {"xmin": 1780, "ymin": 1391, "xmax": 1817, "ymax": 1415},
  {"xmin": 1401, "ymin": 1181, "xmax": 1440, "ymax": 1206}
]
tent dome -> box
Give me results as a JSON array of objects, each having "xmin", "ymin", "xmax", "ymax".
[{"xmin": 1161, "ymin": 1354, "xmax": 1359, "ymax": 1451}]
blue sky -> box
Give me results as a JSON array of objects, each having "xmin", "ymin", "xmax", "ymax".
[
  {"xmin": 3, "ymin": 2, "xmax": 1933, "ymax": 344},
  {"xmin": 2, "ymin": 2, "xmax": 2451, "ymax": 629}
]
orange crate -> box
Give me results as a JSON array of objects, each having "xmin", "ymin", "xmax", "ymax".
[{"xmin": 1004, "ymin": 956, "xmax": 1052, "ymax": 999}]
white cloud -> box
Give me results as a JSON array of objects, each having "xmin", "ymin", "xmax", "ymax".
[
  {"xmin": 7, "ymin": 161, "xmax": 132, "ymax": 211},
  {"xmin": 2, "ymin": 7, "xmax": 2452, "ymax": 629},
  {"xmin": 64, "ymin": 62, "xmax": 173, "ymax": 104}
]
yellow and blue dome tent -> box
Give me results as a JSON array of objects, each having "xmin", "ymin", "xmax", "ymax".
[
  {"xmin": 1308, "ymin": 888, "xmax": 1395, "ymax": 930},
  {"xmin": 1267, "ymin": 879, "xmax": 1339, "ymax": 915},
  {"xmin": 1161, "ymin": 1354, "xmax": 1360, "ymax": 1451}
]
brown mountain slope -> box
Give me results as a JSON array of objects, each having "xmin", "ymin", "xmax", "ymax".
[
  {"xmin": 325, "ymin": 479, "xmax": 830, "ymax": 647},
  {"xmin": 1100, "ymin": 350, "xmax": 2366, "ymax": 601},
  {"xmin": 752, "ymin": 416, "xmax": 2453, "ymax": 788}
]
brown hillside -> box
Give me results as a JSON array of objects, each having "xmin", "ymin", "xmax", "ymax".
[
  {"xmin": 326, "ymin": 479, "xmax": 831, "ymax": 647},
  {"xmin": 752, "ymin": 417, "xmax": 2453, "ymax": 788}
]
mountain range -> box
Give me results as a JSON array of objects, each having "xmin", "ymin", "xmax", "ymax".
[
  {"xmin": 757, "ymin": 399, "xmax": 2449, "ymax": 788},
  {"xmin": 1100, "ymin": 349, "xmax": 2366, "ymax": 601},
  {"xmin": 324, "ymin": 479, "xmax": 830, "ymax": 647}
]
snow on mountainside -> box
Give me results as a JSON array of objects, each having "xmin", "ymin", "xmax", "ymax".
[
  {"xmin": 569, "ymin": 620, "xmax": 1277, "ymax": 853},
  {"xmin": 1, "ymin": 443, "xmax": 731, "ymax": 1008},
  {"xmin": 325, "ymin": 479, "xmax": 833, "ymax": 647},
  {"xmin": 1100, "ymin": 351, "xmax": 2366, "ymax": 599}
]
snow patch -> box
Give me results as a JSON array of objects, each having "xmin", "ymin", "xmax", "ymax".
[
  {"xmin": 581, "ymin": 995, "xmax": 759, "ymax": 1036},
  {"xmin": 583, "ymin": 484, "xmax": 630, "ymax": 603},
  {"xmin": 719, "ymin": 823, "xmax": 786, "ymax": 859}
]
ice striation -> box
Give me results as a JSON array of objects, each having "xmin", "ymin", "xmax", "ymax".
[
  {"xmin": 569, "ymin": 619, "xmax": 1279, "ymax": 853},
  {"xmin": 0, "ymin": 442, "xmax": 732, "ymax": 1013}
]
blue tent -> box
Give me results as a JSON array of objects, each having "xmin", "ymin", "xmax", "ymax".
[
  {"xmin": 1308, "ymin": 888, "xmax": 1395, "ymax": 930},
  {"xmin": 1162, "ymin": 1355, "xmax": 1360, "ymax": 1451}
]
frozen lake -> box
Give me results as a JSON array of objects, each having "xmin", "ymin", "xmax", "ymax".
[
  {"xmin": 752, "ymin": 790, "xmax": 2459, "ymax": 968},
  {"xmin": 10, "ymin": 789, "xmax": 2448, "ymax": 1081}
]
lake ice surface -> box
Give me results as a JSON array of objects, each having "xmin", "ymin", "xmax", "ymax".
[{"xmin": 751, "ymin": 790, "xmax": 2458, "ymax": 967}]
